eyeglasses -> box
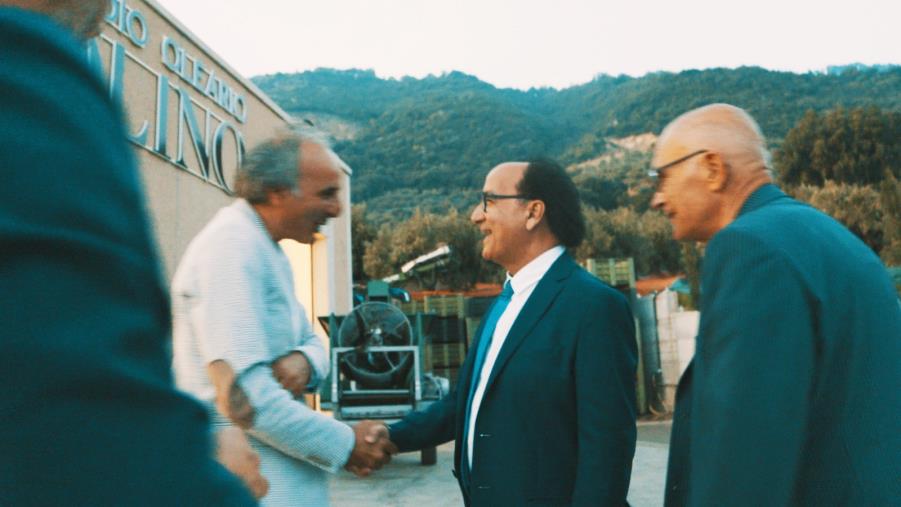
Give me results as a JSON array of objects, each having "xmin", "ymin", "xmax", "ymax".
[
  {"xmin": 480, "ymin": 192, "xmax": 530, "ymax": 212},
  {"xmin": 647, "ymin": 149, "xmax": 708, "ymax": 182}
]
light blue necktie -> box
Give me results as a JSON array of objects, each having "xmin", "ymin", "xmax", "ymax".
[{"xmin": 461, "ymin": 280, "xmax": 513, "ymax": 480}]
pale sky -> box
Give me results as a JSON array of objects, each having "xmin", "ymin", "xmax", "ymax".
[{"xmin": 155, "ymin": 0, "xmax": 900, "ymax": 90}]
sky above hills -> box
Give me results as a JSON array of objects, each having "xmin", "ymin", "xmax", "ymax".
[{"xmin": 156, "ymin": 0, "xmax": 899, "ymax": 90}]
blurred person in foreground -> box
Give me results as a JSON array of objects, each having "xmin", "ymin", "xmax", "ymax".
[
  {"xmin": 171, "ymin": 132, "xmax": 396, "ymax": 507},
  {"xmin": 652, "ymin": 103, "xmax": 901, "ymax": 506},
  {"xmin": 378, "ymin": 158, "xmax": 637, "ymax": 506},
  {"xmin": 0, "ymin": 0, "xmax": 264, "ymax": 504}
]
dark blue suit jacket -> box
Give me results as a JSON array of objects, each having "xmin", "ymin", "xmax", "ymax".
[
  {"xmin": 665, "ymin": 184, "xmax": 901, "ymax": 506},
  {"xmin": 390, "ymin": 254, "xmax": 637, "ymax": 506},
  {"xmin": 0, "ymin": 8, "xmax": 255, "ymax": 505}
]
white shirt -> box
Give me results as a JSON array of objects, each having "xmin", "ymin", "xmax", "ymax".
[
  {"xmin": 467, "ymin": 245, "xmax": 565, "ymax": 467},
  {"xmin": 171, "ymin": 199, "xmax": 354, "ymax": 506}
]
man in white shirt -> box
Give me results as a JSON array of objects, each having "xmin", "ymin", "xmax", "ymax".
[
  {"xmin": 172, "ymin": 132, "xmax": 395, "ymax": 506},
  {"xmin": 386, "ymin": 158, "xmax": 638, "ymax": 506}
]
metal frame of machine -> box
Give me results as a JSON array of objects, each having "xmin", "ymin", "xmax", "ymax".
[
  {"xmin": 319, "ymin": 306, "xmax": 441, "ymax": 464},
  {"xmin": 328, "ymin": 345, "xmax": 424, "ymax": 420}
]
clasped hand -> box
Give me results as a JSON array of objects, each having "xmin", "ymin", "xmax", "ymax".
[
  {"xmin": 345, "ymin": 420, "xmax": 398, "ymax": 477},
  {"xmin": 271, "ymin": 351, "xmax": 312, "ymax": 398},
  {"xmin": 271, "ymin": 355, "xmax": 398, "ymax": 477}
]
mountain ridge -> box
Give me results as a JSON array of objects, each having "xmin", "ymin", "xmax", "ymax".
[{"xmin": 252, "ymin": 65, "xmax": 901, "ymax": 220}]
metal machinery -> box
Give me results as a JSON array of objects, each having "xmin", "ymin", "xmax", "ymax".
[
  {"xmin": 319, "ymin": 281, "xmax": 446, "ymax": 465},
  {"xmin": 382, "ymin": 244, "xmax": 451, "ymax": 288}
]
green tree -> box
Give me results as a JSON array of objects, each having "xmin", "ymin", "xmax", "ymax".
[
  {"xmin": 574, "ymin": 173, "xmax": 627, "ymax": 211},
  {"xmin": 776, "ymin": 107, "xmax": 901, "ymax": 186},
  {"xmin": 361, "ymin": 223, "xmax": 393, "ymax": 279},
  {"xmin": 777, "ymin": 110, "xmax": 818, "ymax": 184},
  {"xmin": 641, "ymin": 212, "xmax": 682, "ymax": 275},
  {"xmin": 790, "ymin": 182, "xmax": 884, "ymax": 255},
  {"xmin": 879, "ymin": 171, "xmax": 901, "ymax": 265},
  {"xmin": 576, "ymin": 207, "xmax": 681, "ymax": 276},
  {"xmin": 362, "ymin": 209, "xmax": 487, "ymax": 290},
  {"xmin": 351, "ymin": 204, "xmax": 376, "ymax": 281}
]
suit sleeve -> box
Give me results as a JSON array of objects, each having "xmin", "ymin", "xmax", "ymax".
[
  {"xmin": 0, "ymin": 13, "xmax": 254, "ymax": 506},
  {"xmin": 571, "ymin": 287, "xmax": 638, "ymax": 506},
  {"xmin": 689, "ymin": 228, "xmax": 815, "ymax": 505},
  {"xmin": 389, "ymin": 317, "xmax": 489, "ymax": 453},
  {"xmin": 388, "ymin": 384, "xmax": 459, "ymax": 453}
]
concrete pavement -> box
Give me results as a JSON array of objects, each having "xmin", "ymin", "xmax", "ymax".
[{"xmin": 330, "ymin": 420, "xmax": 672, "ymax": 506}]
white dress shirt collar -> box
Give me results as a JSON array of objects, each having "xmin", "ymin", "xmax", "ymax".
[
  {"xmin": 232, "ymin": 199, "xmax": 275, "ymax": 243},
  {"xmin": 506, "ymin": 245, "xmax": 566, "ymax": 296}
]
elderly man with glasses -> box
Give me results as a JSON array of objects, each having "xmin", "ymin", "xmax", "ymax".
[{"xmin": 652, "ymin": 104, "xmax": 901, "ymax": 507}]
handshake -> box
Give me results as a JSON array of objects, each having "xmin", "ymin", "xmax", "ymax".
[{"xmin": 345, "ymin": 420, "xmax": 399, "ymax": 477}]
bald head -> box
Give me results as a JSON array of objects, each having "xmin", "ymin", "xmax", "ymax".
[
  {"xmin": 651, "ymin": 104, "xmax": 774, "ymax": 242},
  {"xmin": 488, "ymin": 161, "xmax": 528, "ymax": 183},
  {"xmin": 656, "ymin": 103, "xmax": 771, "ymax": 182},
  {"xmin": 2, "ymin": 0, "xmax": 108, "ymax": 40}
]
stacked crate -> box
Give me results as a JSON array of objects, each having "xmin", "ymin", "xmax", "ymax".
[
  {"xmin": 423, "ymin": 294, "xmax": 464, "ymax": 317},
  {"xmin": 583, "ymin": 257, "xmax": 635, "ymax": 289},
  {"xmin": 395, "ymin": 299, "xmax": 423, "ymax": 315},
  {"xmin": 423, "ymin": 295, "xmax": 467, "ymax": 388},
  {"xmin": 463, "ymin": 296, "xmax": 494, "ymax": 348}
]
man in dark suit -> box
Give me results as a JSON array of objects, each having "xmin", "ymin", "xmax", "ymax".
[
  {"xmin": 380, "ymin": 158, "xmax": 637, "ymax": 506},
  {"xmin": 0, "ymin": 1, "xmax": 261, "ymax": 504},
  {"xmin": 652, "ymin": 104, "xmax": 901, "ymax": 506}
]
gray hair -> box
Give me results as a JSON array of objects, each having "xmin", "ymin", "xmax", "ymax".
[{"xmin": 233, "ymin": 128, "xmax": 331, "ymax": 204}]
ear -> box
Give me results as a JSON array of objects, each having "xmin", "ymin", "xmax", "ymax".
[
  {"xmin": 524, "ymin": 200, "xmax": 546, "ymax": 231},
  {"xmin": 266, "ymin": 188, "xmax": 291, "ymax": 206},
  {"xmin": 703, "ymin": 152, "xmax": 729, "ymax": 192}
]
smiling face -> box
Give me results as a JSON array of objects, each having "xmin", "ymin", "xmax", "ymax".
[
  {"xmin": 470, "ymin": 162, "xmax": 531, "ymax": 271},
  {"xmin": 276, "ymin": 142, "xmax": 343, "ymax": 244}
]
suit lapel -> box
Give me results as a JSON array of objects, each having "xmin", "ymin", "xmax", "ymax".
[{"xmin": 481, "ymin": 254, "xmax": 576, "ymax": 396}]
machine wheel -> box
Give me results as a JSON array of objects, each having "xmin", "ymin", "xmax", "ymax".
[
  {"xmin": 336, "ymin": 302, "xmax": 414, "ymax": 388},
  {"xmin": 420, "ymin": 446, "xmax": 437, "ymax": 466}
]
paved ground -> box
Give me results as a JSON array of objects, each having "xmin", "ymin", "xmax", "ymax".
[{"xmin": 330, "ymin": 420, "xmax": 672, "ymax": 506}]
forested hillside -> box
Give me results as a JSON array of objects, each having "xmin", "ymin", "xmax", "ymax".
[
  {"xmin": 254, "ymin": 66, "xmax": 900, "ymax": 219},
  {"xmin": 254, "ymin": 66, "xmax": 901, "ymax": 287}
]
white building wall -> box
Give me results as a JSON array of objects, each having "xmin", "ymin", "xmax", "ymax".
[
  {"xmin": 100, "ymin": 0, "xmax": 353, "ymax": 332},
  {"xmin": 655, "ymin": 290, "xmax": 699, "ymax": 408}
]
